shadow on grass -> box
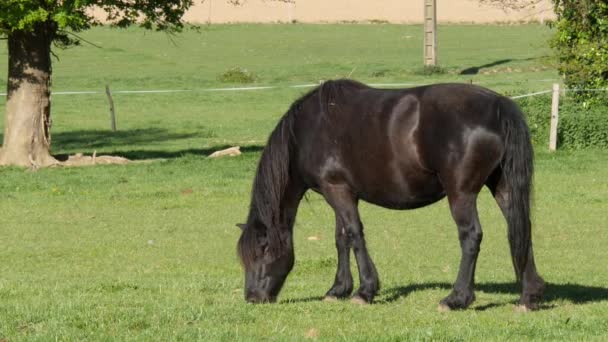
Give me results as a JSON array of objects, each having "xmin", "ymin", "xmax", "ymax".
[
  {"xmin": 282, "ymin": 282, "xmax": 608, "ymax": 307},
  {"xmin": 459, "ymin": 56, "xmax": 546, "ymax": 75},
  {"xmin": 39, "ymin": 128, "xmax": 265, "ymax": 160},
  {"xmin": 378, "ymin": 282, "xmax": 608, "ymax": 305},
  {"xmin": 95, "ymin": 145, "xmax": 265, "ymax": 160},
  {"xmin": 52, "ymin": 128, "xmax": 210, "ymax": 150},
  {"xmin": 280, "ymin": 296, "xmax": 325, "ymax": 304},
  {"xmin": 460, "ymin": 59, "xmax": 513, "ymax": 75}
]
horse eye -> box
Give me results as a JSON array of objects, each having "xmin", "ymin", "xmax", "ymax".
[{"xmin": 258, "ymin": 244, "xmax": 269, "ymax": 256}]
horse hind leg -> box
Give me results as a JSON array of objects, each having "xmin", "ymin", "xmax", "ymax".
[
  {"xmin": 439, "ymin": 192, "xmax": 483, "ymax": 310},
  {"xmin": 486, "ymin": 168, "xmax": 545, "ymax": 310},
  {"xmin": 324, "ymin": 215, "xmax": 354, "ymax": 300}
]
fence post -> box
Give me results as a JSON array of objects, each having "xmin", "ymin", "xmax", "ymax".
[
  {"xmin": 423, "ymin": 0, "xmax": 437, "ymax": 66},
  {"xmin": 549, "ymin": 83, "xmax": 560, "ymax": 151},
  {"xmin": 105, "ymin": 85, "xmax": 117, "ymax": 132},
  {"xmin": 287, "ymin": 1, "xmax": 294, "ymax": 23}
]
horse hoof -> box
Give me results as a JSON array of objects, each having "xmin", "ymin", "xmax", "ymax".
[
  {"xmin": 437, "ymin": 304, "xmax": 451, "ymax": 312},
  {"xmin": 351, "ymin": 296, "xmax": 368, "ymax": 305},
  {"xmin": 514, "ymin": 304, "xmax": 530, "ymax": 313},
  {"xmin": 323, "ymin": 296, "xmax": 338, "ymax": 303}
]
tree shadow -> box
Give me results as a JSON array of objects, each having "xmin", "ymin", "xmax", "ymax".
[
  {"xmin": 32, "ymin": 128, "xmax": 266, "ymax": 161},
  {"xmin": 459, "ymin": 59, "xmax": 513, "ymax": 75},
  {"xmin": 51, "ymin": 128, "xmax": 207, "ymax": 151},
  {"xmin": 459, "ymin": 56, "xmax": 551, "ymax": 75},
  {"xmin": 96, "ymin": 145, "xmax": 265, "ymax": 160},
  {"xmin": 377, "ymin": 281, "xmax": 608, "ymax": 306}
]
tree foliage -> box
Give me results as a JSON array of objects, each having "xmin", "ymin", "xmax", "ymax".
[
  {"xmin": 0, "ymin": 1, "xmax": 194, "ymax": 47},
  {"xmin": 550, "ymin": 0, "xmax": 608, "ymax": 102},
  {"xmin": 0, "ymin": 1, "xmax": 195, "ymax": 167}
]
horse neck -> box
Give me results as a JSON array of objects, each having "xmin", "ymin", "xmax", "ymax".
[
  {"xmin": 248, "ymin": 116, "xmax": 294, "ymax": 228},
  {"xmin": 247, "ymin": 171, "xmax": 302, "ymax": 235},
  {"xmin": 244, "ymin": 184, "xmax": 292, "ymax": 258},
  {"xmin": 247, "ymin": 182, "xmax": 286, "ymax": 230}
]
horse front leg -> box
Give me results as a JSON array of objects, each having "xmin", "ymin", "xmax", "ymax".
[
  {"xmin": 324, "ymin": 215, "xmax": 354, "ymax": 300},
  {"xmin": 323, "ymin": 185, "xmax": 379, "ymax": 303},
  {"xmin": 440, "ymin": 192, "xmax": 482, "ymax": 310}
]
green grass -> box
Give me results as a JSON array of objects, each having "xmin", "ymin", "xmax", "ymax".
[
  {"xmin": 1, "ymin": 24, "xmax": 608, "ymax": 340},
  {"xmin": 2, "ymin": 23, "xmax": 557, "ymax": 157}
]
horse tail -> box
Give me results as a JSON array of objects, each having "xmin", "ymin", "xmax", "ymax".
[
  {"xmin": 498, "ymin": 96, "xmax": 534, "ymax": 280},
  {"xmin": 238, "ymin": 99, "xmax": 301, "ymax": 266}
]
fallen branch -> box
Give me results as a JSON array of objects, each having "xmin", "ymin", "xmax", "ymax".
[
  {"xmin": 53, "ymin": 152, "xmax": 130, "ymax": 167},
  {"xmin": 208, "ymin": 146, "xmax": 241, "ymax": 158}
]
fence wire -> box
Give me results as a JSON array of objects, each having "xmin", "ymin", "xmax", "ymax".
[{"xmin": 1, "ymin": 82, "xmax": 607, "ymax": 99}]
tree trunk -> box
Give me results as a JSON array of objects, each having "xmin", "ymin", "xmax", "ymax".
[{"xmin": 0, "ymin": 23, "xmax": 57, "ymax": 167}]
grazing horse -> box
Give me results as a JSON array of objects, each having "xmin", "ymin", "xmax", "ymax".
[{"xmin": 237, "ymin": 79, "xmax": 545, "ymax": 310}]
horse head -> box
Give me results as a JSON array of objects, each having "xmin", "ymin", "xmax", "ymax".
[{"xmin": 237, "ymin": 221, "xmax": 294, "ymax": 303}]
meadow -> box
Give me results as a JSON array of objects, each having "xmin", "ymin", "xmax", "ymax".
[{"xmin": 1, "ymin": 24, "xmax": 607, "ymax": 340}]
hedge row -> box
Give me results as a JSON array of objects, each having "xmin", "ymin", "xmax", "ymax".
[
  {"xmin": 551, "ymin": 0, "xmax": 608, "ymax": 104},
  {"xmin": 516, "ymin": 95, "xmax": 608, "ymax": 150}
]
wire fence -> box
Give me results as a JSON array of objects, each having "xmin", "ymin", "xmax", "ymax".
[
  {"xmin": 2, "ymin": 82, "xmax": 605, "ymax": 98},
  {"xmin": 1, "ymin": 82, "xmax": 606, "ymax": 151},
  {"xmin": 0, "ymin": 83, "xmax": 414, "ymax": 96}
]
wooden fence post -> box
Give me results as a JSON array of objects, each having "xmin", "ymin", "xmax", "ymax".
[
  {"xmin": 423, "ymin": 0, "xmax": 437, "ymax": 66},
  {"xmin": 105, "ymin": 85, "xmax": 117, "ymax": 132},
  {"xmin": 549, "ymin": 83, "xmax": 560, "ymax": 151},
  {"xmin": 287, "ymin": 1, "xmax": 294, "ymax": 23}
]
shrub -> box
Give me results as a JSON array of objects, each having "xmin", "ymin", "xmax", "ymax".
[
  {"xmin": 516, "ymin": 96, "xmax": 552, "ymax": 147},
  {"xmin": 550, "ymin": 1, "xmax": 608, "ymax": 104},
  {"xmin": 217, "ymin": 67, "xmax": 257, "ymax": 84},
  {"xmin": 558, "ymin": 101, "xmax": 608, "ymax": 149},
  {"xmin": 517, "ymin": 95, "xmax": 608, "ymax": 149}
]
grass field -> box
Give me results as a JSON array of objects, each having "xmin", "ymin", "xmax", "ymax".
[{"xmin": 1, "ymin": 24, "xmax": 608, "ymax": 340}]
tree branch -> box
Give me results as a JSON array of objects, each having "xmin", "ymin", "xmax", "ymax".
[
  {"xmin": 226, "ymin": 0, "xmax": 295, "ymax": 5},
  {"xmin": 61, "ymin": 30, "xmax": 103, "ymax": 49},
  {"xmin": 478, "ymin": 0, "xmax": 544, "ymax": 11}
]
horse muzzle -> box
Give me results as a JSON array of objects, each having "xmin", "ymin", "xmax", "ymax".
[{"xmin": 245, "ymin": 291, "xmax": 277, "ymax": 304}]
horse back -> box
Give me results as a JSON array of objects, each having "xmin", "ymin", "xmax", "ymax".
[{"xmin": 292, "ymin": 80, "xmax": 506, "ymax": 208}]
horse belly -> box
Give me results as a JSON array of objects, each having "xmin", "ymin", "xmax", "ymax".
[{"xmin": 358, "ymin": 171, "xmax": 446, "ymax": 210}]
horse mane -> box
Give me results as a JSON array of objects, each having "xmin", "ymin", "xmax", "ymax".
[
  {"xmin": 319, "ymin": 79, "xmax": 368, "ymax": 104},
  {"xmin": 238, "ymin": 79, "xmax": 369, "ymax": 266},
  {"xmin": 238, "ymin": 85, "xmax": 320, "ymax": 267}
]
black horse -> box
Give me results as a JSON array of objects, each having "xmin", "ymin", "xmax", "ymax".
[{"xmin": 237, "ymin": 79, "xmax": 545, "ymax": 311}]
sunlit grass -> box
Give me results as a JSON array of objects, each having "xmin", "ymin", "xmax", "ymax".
[{"xmin": 1, "ymin": 24, "xmax": 607, "ymax": 340}]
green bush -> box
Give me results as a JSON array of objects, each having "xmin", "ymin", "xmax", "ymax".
[
  {"xmin": 550, "ymin": 1, "xmax": 608, "ymax": 104},
  {"xmin": 517, "ymin": 95, "xmax": 608, "ymax": 149},
  {"xmin": 217, "ymin": 67, "xmax": 257, "ymax": 84},
  {"xmin": 516, "ymin": 96, "xmax": 552, "ymax": 147},
  {"xmin": 558, "ymin": 101, "xmax": 608, "ymax": 149}
]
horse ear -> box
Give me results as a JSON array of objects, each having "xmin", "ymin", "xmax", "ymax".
[{"xmin": 236, "ymin": 223, "xmax": 246, "ymax": 231}]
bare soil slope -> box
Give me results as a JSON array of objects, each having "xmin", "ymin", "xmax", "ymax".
[{"xmin": 184, "ymin": 0, "xmax": 554, "ymax": 24}]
